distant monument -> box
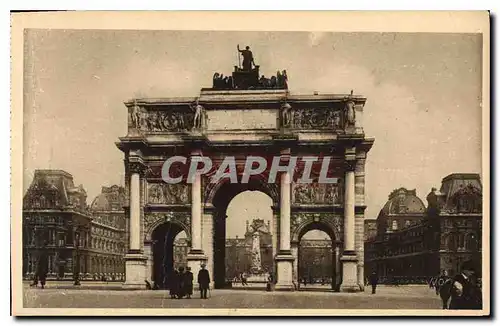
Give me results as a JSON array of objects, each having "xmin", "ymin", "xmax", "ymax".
[
  {"xmin": 245, "ymin": 219, "xmax": 271, "ymax": 283},
  {"xmin": 211, "ymin": 45, "xmax": 289, "ymax": 90},
  {"xmin": 250, "ymin": 231, "xmax": 263, "ymax": 273}
]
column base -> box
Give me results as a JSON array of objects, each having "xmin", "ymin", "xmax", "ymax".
[
  {"xmin": 357, "ymin": 264, "xmax": 365, "ymax": 291},
  {"xmin": 274, "ymin": 253, "xmax": 295, "ymax": 291},
  {"xmin": 340, "ymin": 254, "xmax": 360, "ymax": 292},
  {"xmin": 187, "ymin": 250, "xmax": 207, "ymax": 285},
  {"xmin": 123, "ymin": 253, "xmax": 147, "ymax": 290}
]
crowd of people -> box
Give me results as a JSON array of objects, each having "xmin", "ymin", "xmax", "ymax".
[
  {"xmin": 148, "ymin": 263, "xmax": 211, "ymax": 299},
  {"xmin": 428, "ymin": 261, "xmax": 482, "ymax": 310}
]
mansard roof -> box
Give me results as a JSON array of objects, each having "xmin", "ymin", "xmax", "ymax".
[
  {"xmin": 90, "ymin": 185, "xmax": 127, "ymax": 212},
  {"xmin": 438, "ymin": 173, "xmax": 482, "ymax": 214},
  {"xmin": 23, "ymin": 169, "xmax": 88, "ymax": 212}
]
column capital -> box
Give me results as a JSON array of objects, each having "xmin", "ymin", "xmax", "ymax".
[
  {"xmin": 128, "ymin": 161, "xmax": 147, "ymax": 176},
  {"xmin": 344, "ymin": 159, "xmax": 356, "ymax": 172}
]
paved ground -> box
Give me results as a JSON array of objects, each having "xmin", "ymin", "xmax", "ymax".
[{"xmin": 23, "ymin": 282, "xmax": 442, "ymax": 310}]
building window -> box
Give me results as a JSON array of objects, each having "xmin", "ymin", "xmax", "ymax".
[
  {"xmin": 447, "ymin": 234, "xmax": 458, "ymax": 251},
  {"xmin": 48, "ymin": 255, "xmax": 53, "ymax": 274},
  {"xmin": 465, "ymin": 233, "xmax": 477, "ymax": 251},
  {"xmin": 58, "ymin": 233, "xmax": 65, "ymax": 247},
  {"xmin": 392, "ymin": 220, "xmax": 398, "ymax": 231},
  {"xmin": 405, "ymin": 220, "xmax": 411, "ymax": 228}
]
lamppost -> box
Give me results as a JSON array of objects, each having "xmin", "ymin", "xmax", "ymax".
[{"xmin": 74, "ymin": 232, "xmax": 80, "ymax": 286}]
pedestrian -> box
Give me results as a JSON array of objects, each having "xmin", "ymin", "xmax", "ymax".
[
  {"xmin": 369, "ymin": 271, "xmax": 378, "ymax": 294},
  {"xmin": 266, "ymin": 273, "xmax": 274, "ymax": 292},
  {"xmin": 241, "ymin": 272, "xmax": 247, "ymax": 286},
  {"xmin": 36, "ymin": 251, "xmax": 48, "ymax": 289},
  {"xmin": 198, "ymin": 263, "xmax": 210, "ymax": 299},
  {"xmin": 449, "ymin": 261, "xmax": 482, "ymax": 310},
  {"xmin": 169, "ymin": 268, "xmax": 179, "ymax": 299},
  {"xmin": 184, "ymin": 267, "xmax": 194, "ymax": 299},
  {"xmin": 177, "ymin": 267, "xmax": 186, "ymax": 299}
]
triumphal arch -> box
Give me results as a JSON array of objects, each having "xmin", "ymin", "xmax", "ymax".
[{"xmin": 117, "ymin": 54, "xmax": 374, "ymax": 291}]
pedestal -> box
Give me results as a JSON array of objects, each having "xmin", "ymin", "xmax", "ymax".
[
  {"xmin": 123, "ymin": 253, "xmax": 147, "ymax": 289},
  {"xmin": 340, "ymin": 254, "xmax": 360, "ymax": 292},
  {"xmin": 274, "ymin": 253, "xmax": 295, "ymax": 291},
  {"xmin": 187, "ymin": 251, "xmax": 207, "ymax": 285}
]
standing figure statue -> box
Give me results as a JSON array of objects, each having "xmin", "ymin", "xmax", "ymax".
[
  {"xmin": 190, "ymin": 98, "xmax": 204, "ymax": 130},
  {"xmin": 282, "ymin": 70, "xmax": 288, "ymax": 89},
  {"xmin": 281, "ymin": 102, "xmax": 293, "ymax": 127},
  {"xmin": 237, "ymin": 44, "xmax": 255, "ymax": 71},
  {"xmin": 130, "ymin": 100, "xmax": 141, "ymax": 129},
  {"xmin": 344, "ymin": 100, "xmax": 356, "ymax": 127}
]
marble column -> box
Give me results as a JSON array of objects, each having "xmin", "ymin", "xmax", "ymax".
[
  {"xmin": 340, "ymin": 150, "xmax": 360, "ymax": 292},
  {"xmin": 187, "ymin": 151, "xmax": 207, "ymax": 280},
  {"xmin": 275, "ymin": 154, "xmax": 295, "ymax": 291},
  {"xmin": 202, "ymin": 212, "xmax": 214, "ymax": 289},
  {"xmin": 129, "ymin": 172, "xmax": 141, "ymax": 251},
  {"xmin": 355, "ymin": 153, "xmax": 367, "ymax": 290},
  {"xmin": 123, "ymin": 161, "xmax": 147, "ymax": 289}
]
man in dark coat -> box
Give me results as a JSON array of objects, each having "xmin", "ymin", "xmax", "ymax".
[
  {"xmin": 449, "ymin": 261, "xmax": 482, "ymax": 310},
  {"xmin": 184, "ymin": 267, "xmax": 194, "ymax": 299},
  {"xmin": 369, "ymin": 271, "xmax": 379, "ymax": 294},
  {"xmin": 197, "ymin": 263, "xmax": 210, "ymax": 299}
]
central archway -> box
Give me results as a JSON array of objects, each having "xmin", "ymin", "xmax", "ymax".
[{"xmin": 207, "ymin": 176, "xmax": 279, "ymax": 289}]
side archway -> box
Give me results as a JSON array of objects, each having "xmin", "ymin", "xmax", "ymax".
[
  {"xmin": 291, "ymin": 216, "xmax": 342, "ymax": 291},
  {"xmin": 149, "ymin": 220, "xmax": 189, "ymax": 289},
  {"xmin": 291, "ymin": 213, "xmax": 342, "ymax": 243}
]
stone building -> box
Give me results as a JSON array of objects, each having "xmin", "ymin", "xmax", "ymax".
[
  {"xmin": 364, "ymin": 220, "xmax": 377, "ymax": 241},
  {"xmin": 89, "ymin": 185, "xmax": 128, "ymax": 280},
  {"xmin": 23, "ymin": 170, "xmax": 92, "ymax": 280},
  {"xmin": 172, "ymin": 237, "xmax": 189, "ymax": 271},
  {"xmin": 364, "ymin": 173, "xmax": 482, "ymax": 283},
  {"xmin": 23, "ymin": 170, "xmax": 127, "ymax": 281}
]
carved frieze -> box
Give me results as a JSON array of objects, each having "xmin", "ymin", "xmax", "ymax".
[
  {"xmin": 131, "ymin": 108, "xmax": 195, "ymax": 133},
  {"xmin": 291, "ymin": 108, "xmax": 342, "ymax": 130},
  {"xmin": 147, "ymin": 183, "xmax": 190, "ymax": 204},
  {"xmin": 293, "ymin": 182, "xmax": 343, "ymax": 205}
]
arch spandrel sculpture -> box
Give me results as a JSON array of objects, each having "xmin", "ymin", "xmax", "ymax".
[{"xmin": 117, "ymin": 49, "xmax": 374, "ymax": 291}]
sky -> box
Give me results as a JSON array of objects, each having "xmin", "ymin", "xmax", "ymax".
[{"xmin": 23, "ymin": 30, "xmax": 483, "ymax": 237}]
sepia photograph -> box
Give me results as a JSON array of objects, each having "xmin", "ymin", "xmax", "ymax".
[{"xmin": 10, "ymin": 11, "xmax": 490, "ymax": 316}]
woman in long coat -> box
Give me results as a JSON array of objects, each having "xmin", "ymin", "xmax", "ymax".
[
  {"xmin": 177, "ymin": 267, "xmax": 186, "ymax": 299},
  {"xmin": 184, "ymin": 267, "xmax": 194, "ymax": 298},
  {"xmin": 169, "ymin": 268, "xmax": 179, "ymax": 299}
]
